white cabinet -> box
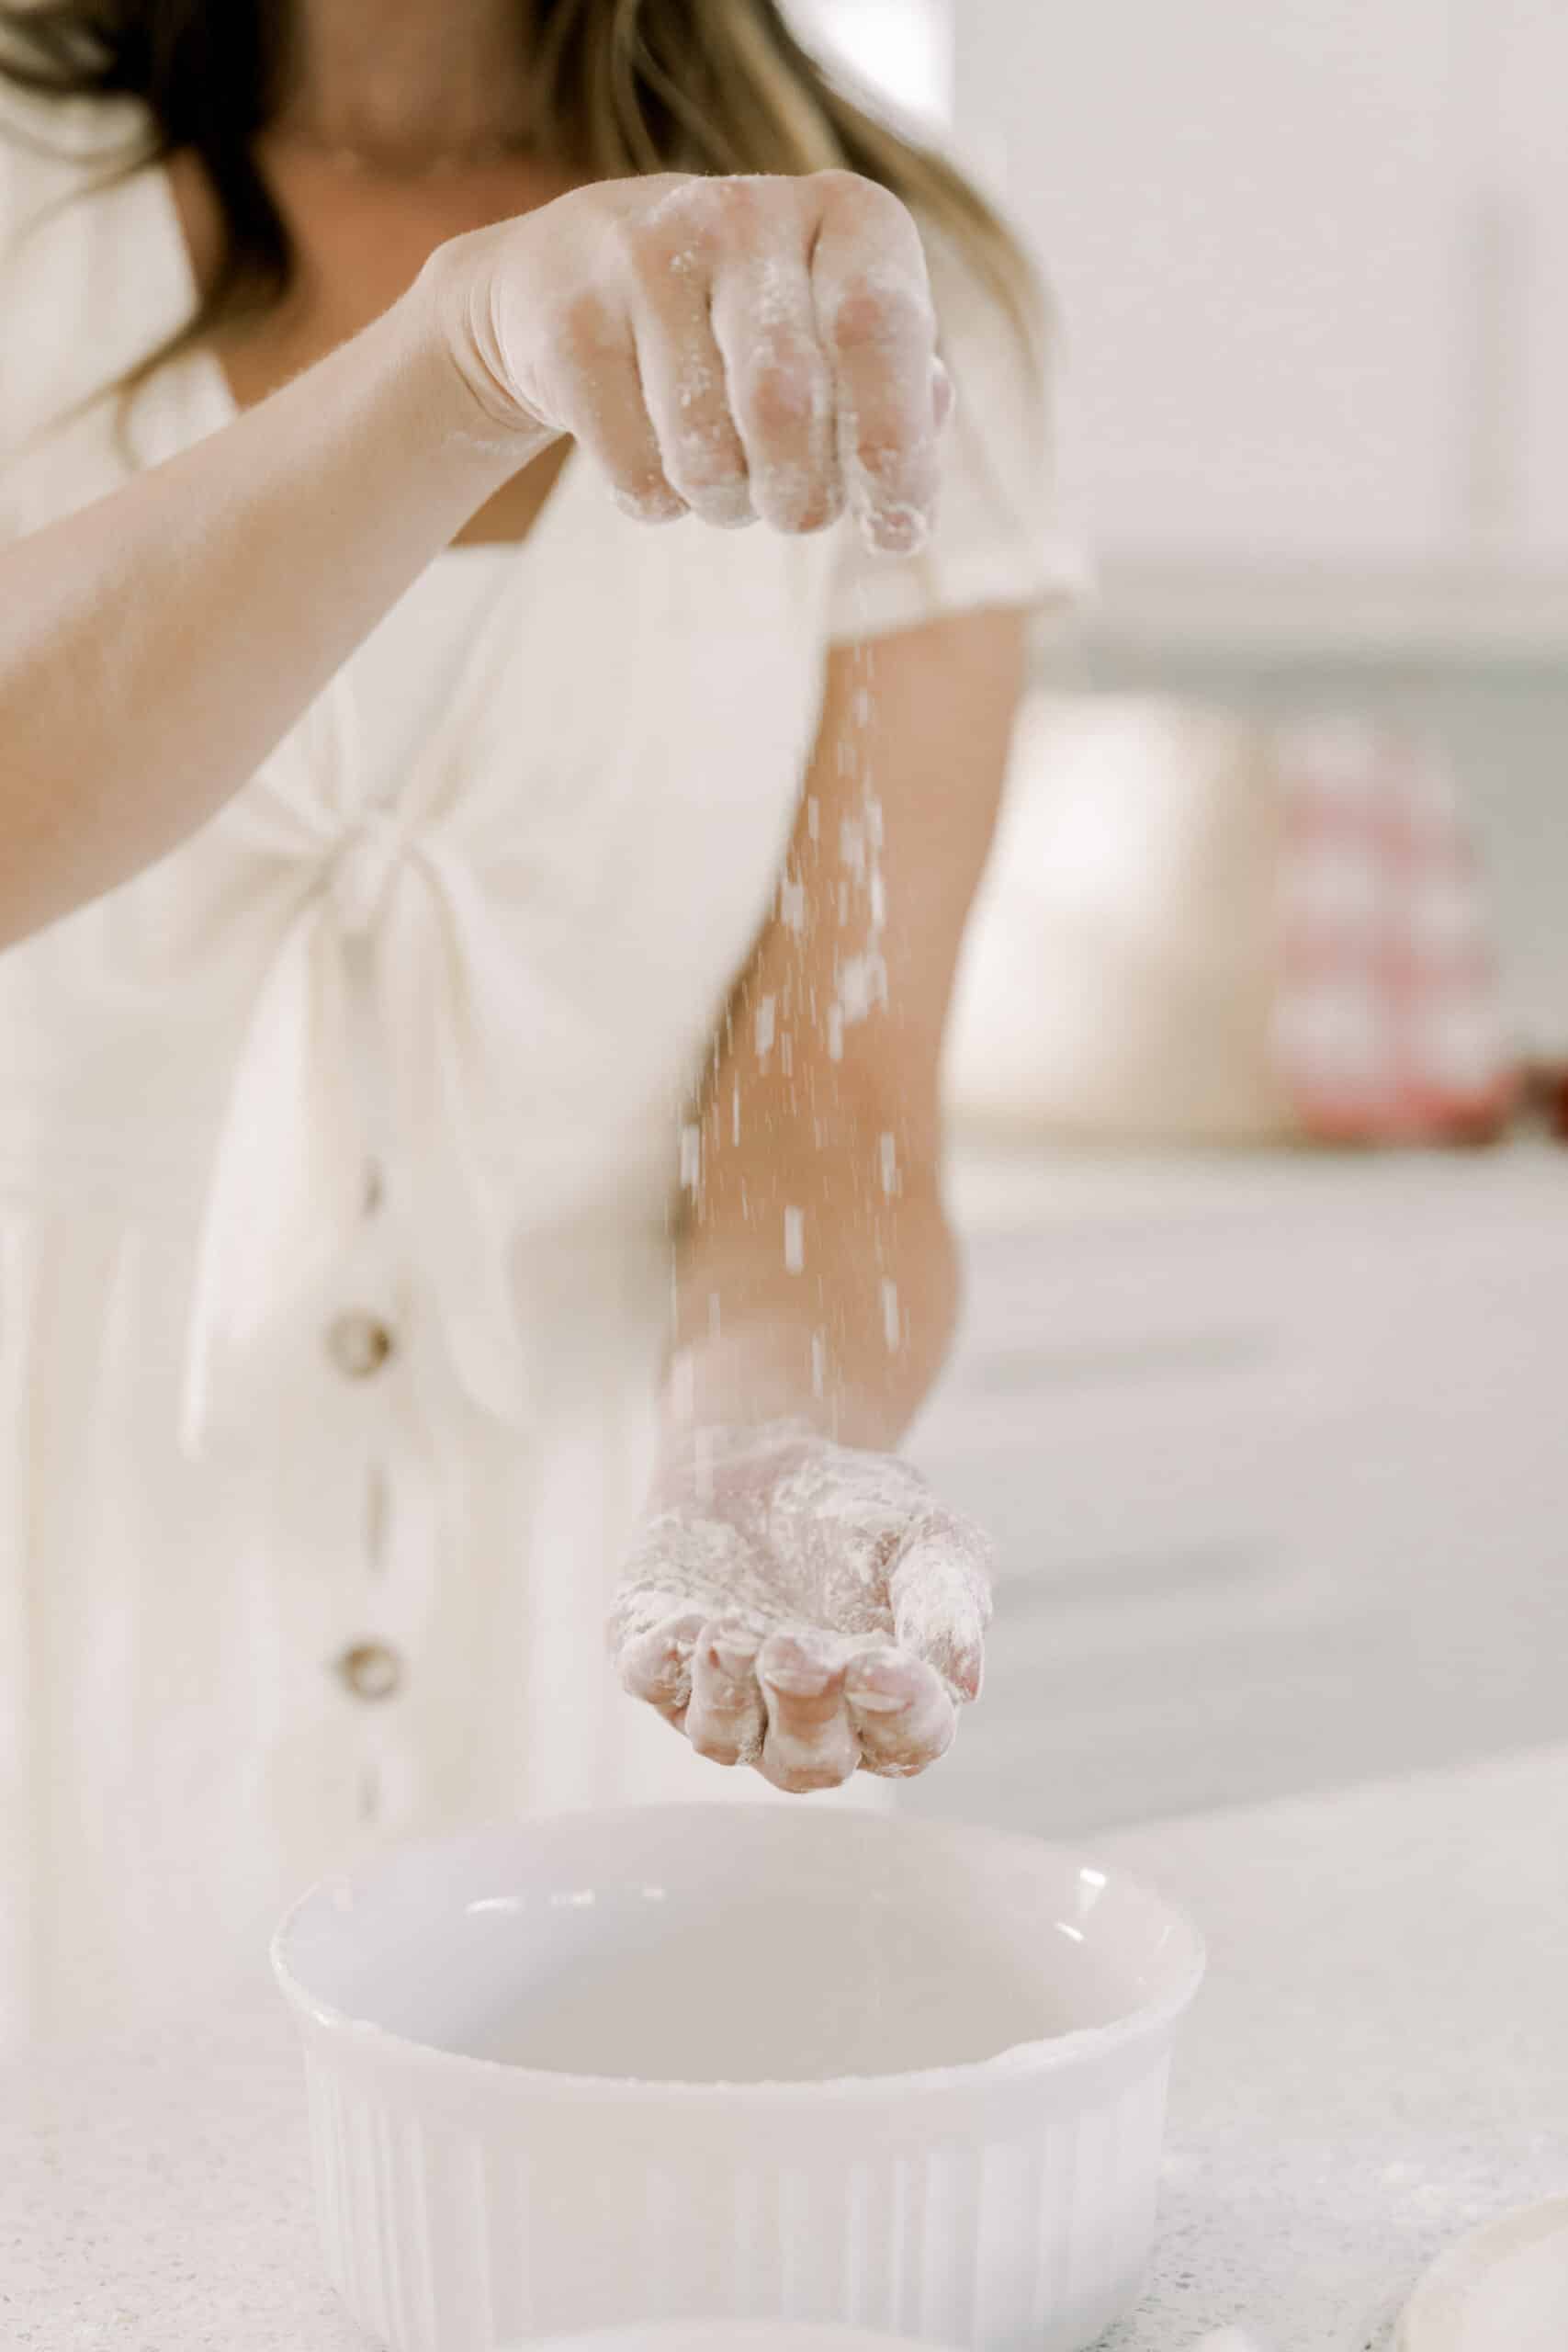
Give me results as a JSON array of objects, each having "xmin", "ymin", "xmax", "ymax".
[
  {"xmin": 904, "ymin": 1147, "xmax": 1568, "ymax": 1838},
  {"xmin": 953, "ymin": 0, "xmax": 1568, "ymax": 576},
  {"xmin": 1494, "ymin": 1, "xmax": 1568, "ymax": 561}
]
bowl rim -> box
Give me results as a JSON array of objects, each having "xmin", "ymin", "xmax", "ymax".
[
  {"xmin": 270, "ymin": 1803, "xmax": 1206, "ymax": 2109},
  {"xmin": 525, "ymin": 2330, "xmax": 936, "ymax": 2349}
]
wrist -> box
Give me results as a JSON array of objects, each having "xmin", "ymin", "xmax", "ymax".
[
  {"xmin": 659, "ymin": 1324, "xmax": 907, "ymax": 1459},
  {"xmin": 646, "ymin": 1409, "xmax": 823, "ymax": 1515},
  {"xmin": 408, "ymin": 229, "xmax": 558, "ymax": 463}
]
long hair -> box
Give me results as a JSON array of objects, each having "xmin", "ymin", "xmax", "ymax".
[{"xmin": 0, "ymin": 1, "xmax": 1041, "ymax": 386}]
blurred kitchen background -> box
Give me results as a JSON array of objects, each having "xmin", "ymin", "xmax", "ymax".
[{"xmin": 791, "ymin": 0, "xmax": 1568, "ymax": 1837}]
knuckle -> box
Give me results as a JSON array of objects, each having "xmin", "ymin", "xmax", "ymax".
[
  {"xmin": 550, "ymin": 288, "xmax": 617, "ymax": 369},
  {"xmin": 611, "ymin": 207, "xmax": 691, "ymax": 289},
  {"xmin": 742, "ymin": 339, "xmax": 818, "ymax": 433},
  {"xmin": 703, "ymin": 175, "xmax": 761, "ymax": 226},
  {"xmin": 816, "ymin": 171, "xmax": 919, "ymax": 246},
  {"xmin": 748, "ymin": 375, "xmax": 808, "ymax": 444},
  {"xmin": 848, "ymin": 433, "xmax": 912, "ymax": 493},
  {"xmin": 813, "ymin": 166, "xmax": 878, "ymax": 209},
  {"xmin": 615, "ymin": 198, "xmax": 668, "ymax": 253},
  {"xmin": 830, "ymin": 275, "xmax": 932, "ymax": 353},
  {"xmin": 637, "ymin": 174, "xmax": 754, "ymax": 259}
]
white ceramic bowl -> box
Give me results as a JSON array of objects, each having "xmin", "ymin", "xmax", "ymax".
[{"xmin": 273, "ymin": 1805, "xmax": 1202, "ymax": 2352}]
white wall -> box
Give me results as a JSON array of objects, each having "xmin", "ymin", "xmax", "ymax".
[
  {"xmin": 786, "ymin": 0, "xmax": 954, "ymax": 129},
  {"xmin": 953, "ymin": 0, "xmax": 1568, "ymax": 577}
]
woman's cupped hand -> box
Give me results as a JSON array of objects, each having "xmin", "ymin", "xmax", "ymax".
[{"xmin": 609, "ymin": 1423, "xmax": 993, "ymax": 1794}]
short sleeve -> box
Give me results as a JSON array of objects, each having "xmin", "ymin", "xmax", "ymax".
[{"xmin": 826, "ymin": 226, "xmax": 1089, "ymax": 645}]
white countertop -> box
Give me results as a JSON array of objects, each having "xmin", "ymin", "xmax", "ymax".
[
  {"xmin": 944, "ymin": 1135, "xmax": 1568, "ymax": 1238},
  {"xmin": 6, "ymin": 1742, "xmax": 1568, "ymax": 2351}
]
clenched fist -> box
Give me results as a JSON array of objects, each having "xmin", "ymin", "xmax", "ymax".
[{"xmin": 428, "ymin": 169, "xmax": 953, "ymax": 550}]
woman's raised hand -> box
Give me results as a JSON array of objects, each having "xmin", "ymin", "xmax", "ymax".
[{"xmin": 427, "ymin": 171, "xmax": 952, "ymax": 552}]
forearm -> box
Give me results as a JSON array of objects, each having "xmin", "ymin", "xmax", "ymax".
[
  {"xmin": 665, "ymin": 1144, "xmax": 961, "ymax": 1455},
  {"xmin": 0, "ymin": 270, "xmax": 538, "ymax": 947},
  {"xmin": 659, "ymin": 601, "xmax": 1023, "ymax": 1465}
]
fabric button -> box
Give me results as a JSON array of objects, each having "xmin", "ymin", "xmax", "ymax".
[
  {"xmin": 335, "ymin": 1641, "xmax": 403, "ymax": 1702},
  {"xmin": 326, "ymin": 1310, "xmax": 394, "ymax": 1379}
]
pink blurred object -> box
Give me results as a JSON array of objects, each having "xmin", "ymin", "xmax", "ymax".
[{"xmin": 1271, "ymin": 717, "xmax": 1518, "ymax": 1144}]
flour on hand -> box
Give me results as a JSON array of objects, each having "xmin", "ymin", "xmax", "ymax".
[{"xmin": 610, "ymin": 1422, "xmax": 993, "ymax": 1792}]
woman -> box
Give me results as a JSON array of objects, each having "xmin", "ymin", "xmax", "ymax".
[{"xmin": 0, "ymin": 0, "xmax": 1077, "ymax": 2046}]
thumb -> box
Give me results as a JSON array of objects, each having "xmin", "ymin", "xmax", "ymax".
[{"xmin": 888, "ymin": 1510, "xmax": 994, "ymax": 1704}]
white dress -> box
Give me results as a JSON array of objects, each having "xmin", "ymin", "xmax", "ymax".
[{"xmin": 0, "ymin": 94, "xmax": 1079, "ymax": 2047}]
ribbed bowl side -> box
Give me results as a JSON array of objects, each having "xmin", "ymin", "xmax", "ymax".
[{"xmin": 301, "ymin": 2048, "xmax": 1173, "ymax": 2352}]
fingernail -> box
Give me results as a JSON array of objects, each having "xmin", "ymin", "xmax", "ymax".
[
  {"xmin": 864, "ymin": 504, "xmax": 931, "ymax": 557},
  {"xmin": 846, "ymin": 1682, "xmax": 907, "ymax": 1715},
  {"xmin": 712, "ymin": 1634, "xmax": 761, "ymax": 1678},
  {"xmin": 845, "ymin": 1652, "xmax": 914, "ymax": 1713}
]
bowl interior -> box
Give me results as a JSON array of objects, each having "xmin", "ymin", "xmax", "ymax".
[{"xmin": 276, "ymin": 1805, "xmax": 1200, "ymax": 2086}]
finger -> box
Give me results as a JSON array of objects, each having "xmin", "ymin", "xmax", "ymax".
[
  {"xmin": 757, "ymin": 1630, "xmax": 860, "ymax": 1793},
  {"xmin": 621, "ymin": 184, "xmax": 757, "ymax": 529},
  {"xmin": 544, "ymin": 287, "xmax": 688, "ymax": 525},
  {"xmin": 809, "ymin": 171, "xmax": 942, "ymax": 553},
  {"xmin": 712, "ymin": 244, "xmax": 841, "ymax": 535},
  {"xmin": 684, "ymin": 1618, "xmax": 767, "ymax": 1768},
  {"xmin": 846, "ymin": 1646, "xmax": 957, "ymax": 1779},
  {"xmin": 888, "ymin": 1515, "xmax": 994, "ymax": 1704},
  {"xmin": 615, "ymin": 1609, "xmax": 707, "ymax": 1724}
]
